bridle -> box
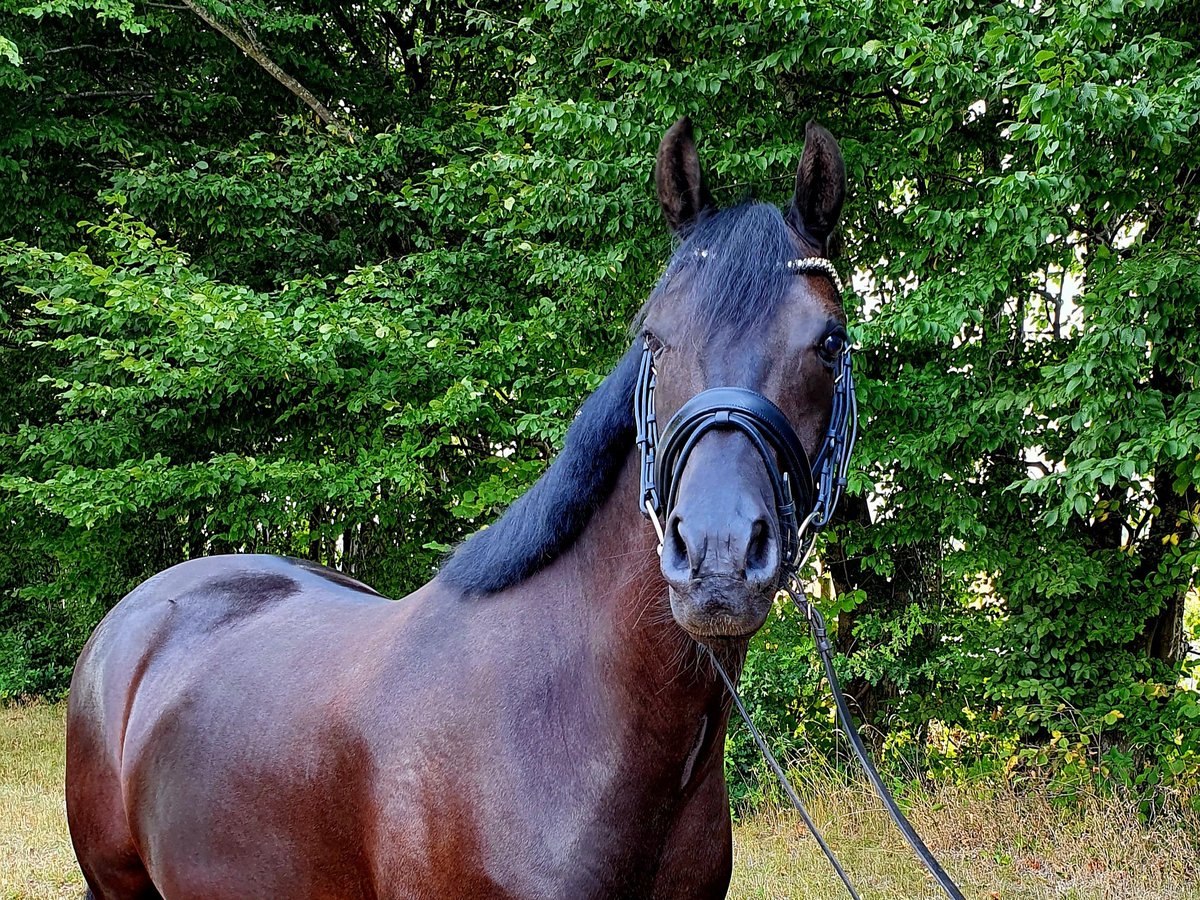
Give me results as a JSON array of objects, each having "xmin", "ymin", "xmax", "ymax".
[
  {"xmin": 631, "ymin": 255, "xmax": 966, "ymax": 900},
  {"xmin": 633, "ymin": 255, "xmax": 858, "ymax": 575}
]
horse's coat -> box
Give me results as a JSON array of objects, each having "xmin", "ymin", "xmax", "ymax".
[{"xmin": 66, "ymin": 118, "xmax": 849, "ymax": 899}]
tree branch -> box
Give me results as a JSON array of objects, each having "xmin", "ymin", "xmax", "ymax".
[
  {"xmin": 180, "ymin": 0, "xmax": 352, "ymax": 140},
  {"xmin": 44, "ymin": 44, "xmax": 104, "ymax": 55},
  {"xmin": 58, "ymin": 89, "xmax": 154, "ymax": 100},
  {"xmin": 379, "ymin": 8, "xmax": 428, "ymax": 93},
  {"xmin": 828, "ymin": 85, "xmax": 923, "ymax": 108},
  {"xmin": 328, "ymin": 5, "xmax": 379, "ymax": 70}
]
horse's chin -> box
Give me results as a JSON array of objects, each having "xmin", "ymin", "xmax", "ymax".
[{"xmin": 667, "ymin": 585, "xmax": 770, "ymax": 642}]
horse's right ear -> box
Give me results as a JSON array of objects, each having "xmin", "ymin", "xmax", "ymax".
[
  {"xmin": 786, "ymin": 121, "xmax": 845, "ymax": 254},
  {"xmin": 656, "ymin": 118, "xmax": 714, "ymax": 234}
]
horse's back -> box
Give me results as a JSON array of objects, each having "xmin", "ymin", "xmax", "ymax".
[
  {"xmin": 68, "ymin": 554, "xmax": 391, "ymax": 763},
  {"xmin": 66, "ymin": 554, "xmax": 399, "ymax": 899}
]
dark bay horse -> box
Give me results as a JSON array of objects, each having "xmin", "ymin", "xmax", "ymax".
[{"xmin": 66, "ymin": 118, "xmax": 850, "ymax": 899}]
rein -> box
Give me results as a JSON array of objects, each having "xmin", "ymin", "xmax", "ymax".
[
  {"xmin": 634, "ymin": 257, "xmax": 965, "ymax": 900},
  {"xmin": 707, "ymin": 587, "xmax": 967, "ymax": 900}
]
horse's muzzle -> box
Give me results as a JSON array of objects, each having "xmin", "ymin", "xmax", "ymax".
[
  {"xmin": 660, "ymin": 477, "xmax": 781, "ymax": 639},
  {"xmin": 666, "ymin": 576, "xmax": 775, "ymax": 639}
]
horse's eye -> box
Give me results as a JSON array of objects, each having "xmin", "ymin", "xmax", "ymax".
[
  {"xmin": 818, "ymin": 330, "xmax": 846, "ymax": 363},
  {"xmin": 645, "ymin": 332, "xmax": 666, "ymax": 357}
]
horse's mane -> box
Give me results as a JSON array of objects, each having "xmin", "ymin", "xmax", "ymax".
[
  {"xmin": 439, "ymin": 202, "xmax": 801, "ymax": 595},
  {"xmin": 437, "ymin": 344, "xmax": 641, "ymax": 594}
]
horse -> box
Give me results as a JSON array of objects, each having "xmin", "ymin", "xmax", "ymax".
[{"xmin": 65, "ymin": 117, "xmax": 852, "ymax": 899}]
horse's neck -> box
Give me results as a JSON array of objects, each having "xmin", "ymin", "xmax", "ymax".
[{"xmin": 555, "ymin": 452, "xmax": 741, "ymax": 788}]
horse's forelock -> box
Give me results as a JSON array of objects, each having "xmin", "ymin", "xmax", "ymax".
[{"xmin": 645, "ymin": 202, "xmax": 801, "ymax": 340}]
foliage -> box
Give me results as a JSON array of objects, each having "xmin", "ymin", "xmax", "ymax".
[{"xmin": 2, "ymin": 0, "xmax": 1198, "ymax": 801}]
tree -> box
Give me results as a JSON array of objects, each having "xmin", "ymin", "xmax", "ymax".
[{"xmin": 2, "ymin": 0, "xmax": 1197, "ymax": 792}]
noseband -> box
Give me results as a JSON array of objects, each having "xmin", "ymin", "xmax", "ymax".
[{"xmin": 633, "ymin": 256, "xmax": 858, "ymax": 574}]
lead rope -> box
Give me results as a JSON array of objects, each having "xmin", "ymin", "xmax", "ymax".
[
  {"xmin": 707, "ymin": 649, "xmax": 862, "ymax": 900},
  {"xmin": 708, "ymin": 577, "xmax": 967, "ymax": 900},
  {"xmin": 788, "ymin": 581, "xmax": 966, "ymax": 900}
]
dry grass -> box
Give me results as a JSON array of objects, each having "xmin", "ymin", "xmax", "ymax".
[
  {"xmin": 729, "ymin": 767, "xmax": 1200, "ymax": 899},
  {"xmin": 0, "ymin": 703, "xmax": 78, "ymax": 900},
  {"xmin": 2, "ymin": 702, "xmax": 1198, "ymax": 899}
]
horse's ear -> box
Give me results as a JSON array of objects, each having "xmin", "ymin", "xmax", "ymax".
[
  {"xmin": 656, "ymin": 117, "xmax": 714, "ymax": 234},
  {"xmin": 787, "ymin": 121, "xmax": 845, "ymax": 254}
]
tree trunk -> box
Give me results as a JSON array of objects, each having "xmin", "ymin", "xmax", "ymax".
[
  {"xmin": 824, "ymin": 493, "xmax": 902, "ymax": 750},
  {"xmin": 1129, "ymin": 347, "xmax": 1196, "ymax": 666}
]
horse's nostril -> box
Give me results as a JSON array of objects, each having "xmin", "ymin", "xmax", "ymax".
[
  {"xmin": 662, "ymin": 510, "xmax": 776, "ymax": 585},
  {"xmin": 745, "ymin": 517, "xmax": 773, "ymax": 576},
  {"xmin": 668, "ymin": 517, "xmax": 692, "ymax": 575}
]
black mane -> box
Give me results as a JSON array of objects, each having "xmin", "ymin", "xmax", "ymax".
[
  {"xmin": 438, "ymin": 344, "xmax": 641, "ymax": 594},
  {"xmin": 439, "ymin": 202, "xmax": 800, "ymax": 595}
]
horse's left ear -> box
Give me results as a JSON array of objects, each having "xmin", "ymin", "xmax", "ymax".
[{"xmin": 787, "ymin": 121, "xmax": 846, "ymax": 254}]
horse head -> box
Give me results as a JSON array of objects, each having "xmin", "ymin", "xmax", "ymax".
[{"xmin": 639, "ymin": 117, "xmax": 852, "ymax": 641}]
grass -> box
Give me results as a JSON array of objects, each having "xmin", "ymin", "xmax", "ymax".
[
  {"xmin": 727, "ymin": 767, "xmax": 1200, "ymax": 899},
  {"xmin": 0, "ymin": 703, "xmax": 78, "ymax": 900},
  {"xmin": 2, "ymin": 703, "xmax": 1198, "ymax": 900}
]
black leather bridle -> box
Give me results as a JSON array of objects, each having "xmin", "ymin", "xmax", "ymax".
[{"xmin": 633, "ymin": 256, "xmax": 858, "ymax": 574}]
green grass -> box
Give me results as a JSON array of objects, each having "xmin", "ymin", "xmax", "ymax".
[{"xmin": 3, "ymin": 703, "xmax": 1198, "ymax": 899}]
